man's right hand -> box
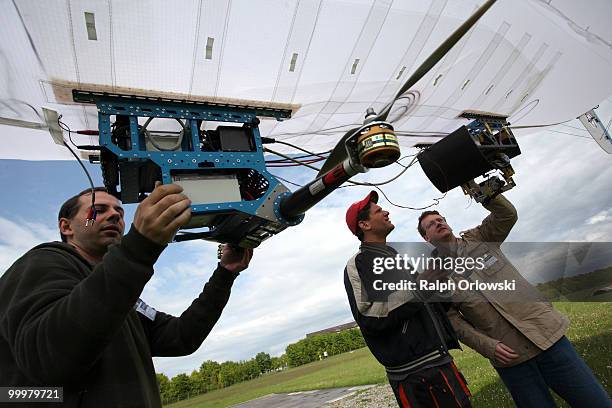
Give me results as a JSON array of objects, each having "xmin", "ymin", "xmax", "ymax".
[
  {"xmin": 133, "ymin": 183, "xmax": 192, "ymax": 245},
  {"xmin": 494, "ymin": 342, "xmax": 519, "ymax": 364}
]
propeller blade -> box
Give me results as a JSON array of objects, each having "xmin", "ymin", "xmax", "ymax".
[
  {"xmin": 378, "ymin": 0, "xmax": 497, "ymax": 121},
  {"xmin": 317, "ymin": 127, "xmax": 358, "ymax": 177},
  {"xmin": 317, "ymin": 0, "xmax": 497, "ymax": 176}
]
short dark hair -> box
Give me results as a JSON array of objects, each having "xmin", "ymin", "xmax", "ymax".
[
  {"xmin": 417, "ymin": 210, "xmax": 441, "ymax": 238},
  {"xmin": 356, "ymin": 201, "xmax": 372, "ymax": 242},
  {"xmin": 58, "ymin": 187, "xmax": 108, "ymax": 242}
]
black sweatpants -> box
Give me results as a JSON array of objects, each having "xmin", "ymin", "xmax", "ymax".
[{"xmin": 389, "ymin": 361, "xmax": 472, "ymax": 408}]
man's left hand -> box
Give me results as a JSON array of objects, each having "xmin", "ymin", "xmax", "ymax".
[{"xmin": 220, "ymin": 245, "xmax": 254, "ymax": 274}]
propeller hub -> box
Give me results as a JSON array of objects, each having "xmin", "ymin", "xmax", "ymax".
[{"xmin": 357, "ymin": 121, "xmax": 400, "ymax": 168}]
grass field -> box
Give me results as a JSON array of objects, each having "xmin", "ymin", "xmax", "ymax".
[{"xmin": 166, "ymin": 302, "xmax": 611, "ymax": 408}]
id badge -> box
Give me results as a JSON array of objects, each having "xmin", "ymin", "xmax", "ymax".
[{"xmin": 135, "ymin": 298, "xmax": 157, "ymax": 321}]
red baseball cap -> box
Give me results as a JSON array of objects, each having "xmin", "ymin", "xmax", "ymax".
[{"xmin": 346, "ymin": 191, "xmax": 378, "ymax": 236}]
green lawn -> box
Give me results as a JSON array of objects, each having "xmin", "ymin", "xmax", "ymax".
[{"xmin": 166, "ymin": 302, "xmax": 611, "ymax": 407}]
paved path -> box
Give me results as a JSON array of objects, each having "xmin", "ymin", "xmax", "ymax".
[{"xmin": 231, "ymin": 385, "xmax": 375, "ymax": 408}]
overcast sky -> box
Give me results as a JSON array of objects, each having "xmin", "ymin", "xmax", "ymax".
[
  {"xmin": 1, "ymin": 102, "xmax": 611, "ymax": 378},
  {"xmin": 1, "ymin": 0, "xmax": 612, "ymax": 385}
]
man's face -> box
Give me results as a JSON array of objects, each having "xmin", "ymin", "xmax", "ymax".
[
  {"xmin": 360, "ymin": 203, "xmax": 394, "ymax": 237},
  {"xmin": 420, "ymin": 213, "xmax": 453, "ymax": 243},
  {"xmin": 61, "ymin": 192, "xmax": 125, "ymax": 254}
]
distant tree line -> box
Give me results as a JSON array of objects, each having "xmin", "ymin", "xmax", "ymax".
[
  {"xmin": 536, "ymin": 267, "xmax": 612, "ymax": 300},
  {"xmin": 157, "ymin": 327, "xmax": 365, "ymax": 404},
  {"xmin": 285, "ymin": 328, "xmax": 365, "ymax": 366}
]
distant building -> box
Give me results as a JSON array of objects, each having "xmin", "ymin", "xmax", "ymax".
[{"xmin": 306, "ymin": 321, "xmax": 358, "ymax": 337}]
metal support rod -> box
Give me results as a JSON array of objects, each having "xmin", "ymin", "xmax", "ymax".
[{"xmin": 279, "ymin": 158, "xmax": 365, "ymax": 220}]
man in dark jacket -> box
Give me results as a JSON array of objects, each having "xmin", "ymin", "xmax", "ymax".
[
  {"xmin": 0, "ymin": 184, "xmax": 252, "ymax": 407},
  {"xmin": 344, "ymin": 191, "xmax": 471, "ymax": 408}
]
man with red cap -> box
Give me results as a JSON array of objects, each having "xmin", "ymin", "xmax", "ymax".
[{"xmin": 344, "ymin": 191, "xmax": 471, "ymax": 408}]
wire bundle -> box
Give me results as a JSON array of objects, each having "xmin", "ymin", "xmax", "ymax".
[{"xmin": 57, "ymin": 115, "xmax": 97, "ymax": 226}]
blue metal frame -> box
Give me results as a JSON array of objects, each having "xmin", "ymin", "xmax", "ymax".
[
  {"xmin": 96, "ymin": 96, "xmax": 285, "ymax": 220},
  {"xmin": 466, "ymin": 119, "xmax": 504, "ymax": 135}
]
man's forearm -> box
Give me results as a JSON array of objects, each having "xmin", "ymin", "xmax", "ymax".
[
  {"xmin": 447, "ymin": 309, "xmax": 498, "ymax": 359},
  {"xmin": 477, "ymin": 194, "xmax": 518, "ymax": 242},
  {"xmin": 146, "ymin": 265, "xmax": 239, "ymax": 356}
]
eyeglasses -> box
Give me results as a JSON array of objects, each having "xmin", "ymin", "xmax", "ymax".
[{"xmin": 424, "ymin": 217, "xmax": 446, "ymax": 230}]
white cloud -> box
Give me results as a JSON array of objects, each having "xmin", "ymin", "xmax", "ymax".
[
  {"xmin": 586, "ymin": 209, "xmax": 612, "ymax": 225},
  {"xmin": 151, "ymin": 206, "xmax": 357, "ymax": 375},
  {"xmin": 0, "ymin": 217, "xmax": 58, "ymax": 275}
]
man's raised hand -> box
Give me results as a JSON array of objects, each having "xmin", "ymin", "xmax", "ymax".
[
  {"xmin": 133, "ymin": 183, "xmax": 192, "ymax": 245},
  {"xmin": 220, "ymin": 244, "xmax": 254, "ymax": 274}
]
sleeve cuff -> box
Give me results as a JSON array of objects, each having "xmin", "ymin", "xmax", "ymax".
[
  {"xmin": 120, "ymin": 225, "xmax": 167, "ymax": 266},
  {"xmin": 484, "ymin": 339, "xmax": 500, "ymax": 360},
  {"xmin": 483, "ymin": 193, "xmax": 513, "ymax": 211},
  {"xmin": 210, "ymin": 263, "xmax": 240, "ymax": 285}
]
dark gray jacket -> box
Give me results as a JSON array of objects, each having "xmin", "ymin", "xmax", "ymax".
[
  {"xmin": 0, "ymin": 226, "xmax": 238, "ymax": 407},
  {"xmin": 344, "ymin": 242, "xmax": 460, "ymax": 379}
]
